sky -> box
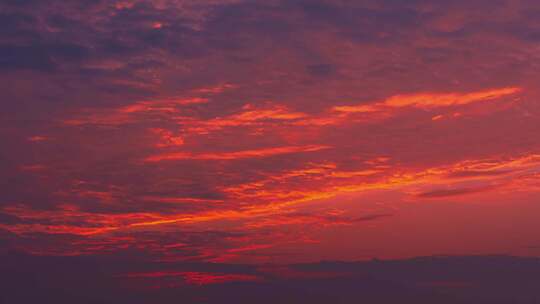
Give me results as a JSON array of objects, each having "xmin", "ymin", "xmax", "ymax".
[{"xmin": 1, "ymin": 0, "xmax": 540, "ymax": 301}]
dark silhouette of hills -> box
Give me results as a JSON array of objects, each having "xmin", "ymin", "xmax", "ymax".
[{"xmin": 2, "ymin": 251, "xmax": 540, "ymax": 304}]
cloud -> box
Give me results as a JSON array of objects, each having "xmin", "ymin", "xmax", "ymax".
[
  {"xmin": 2, "ymin": 0, "xmax": 540, "ymax": 266},
  {"xmin": 144, "ymin": 145, "xmax": 330, "ymax": 162},
  {"xmin": 333, "ymin": 87, "xmax": 521, "ymax": 113}
]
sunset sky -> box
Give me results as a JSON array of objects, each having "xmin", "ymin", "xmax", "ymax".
[{"xmin": 2, "ymin": 0, "xmax": 540, "ymax": 301}]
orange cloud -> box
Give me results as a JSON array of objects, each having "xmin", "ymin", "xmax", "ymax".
[
  {"xmin": 63, "ymin": 96, "xmax": 208, "ymax": 126},
  {"xmin": 144, "ymin": 145, "xmax": 330, "ymax": 162},
  {"xmin": 333, "ymin": 87, "xmax": 521, "ymax": 113},
  {"xmin": 5, "ymin": 150, "xmax": 539, "ymax": 240},
  {"xmin": 119, "ymin": 97, "xmax": 208, "ymax": 114},
  {"xmin": 149, "ymin": 128, "xmax": 185, "ymax": 147},
  {"xmin": 183, "ymin": 104, "xmax": 308, "ymax": 135},
  {"xmin": 193, "ymin": 83, "xmax": 238, "ymax": 94},
  {"xmin": 384, "ymin": 87, "xmax": 520, "ymax": 108},
  {"xmin": 0, "ymin": 204, "xmax": 163, "ymax": 236},
  {"xmin": 127, "ymin": 152, "xmax": 539, "ymax": 230}
]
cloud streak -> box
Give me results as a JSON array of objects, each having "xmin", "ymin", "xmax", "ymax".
[{"xmin": 144, "ymin": 145, "xmax": 330, "ymax": 161}]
